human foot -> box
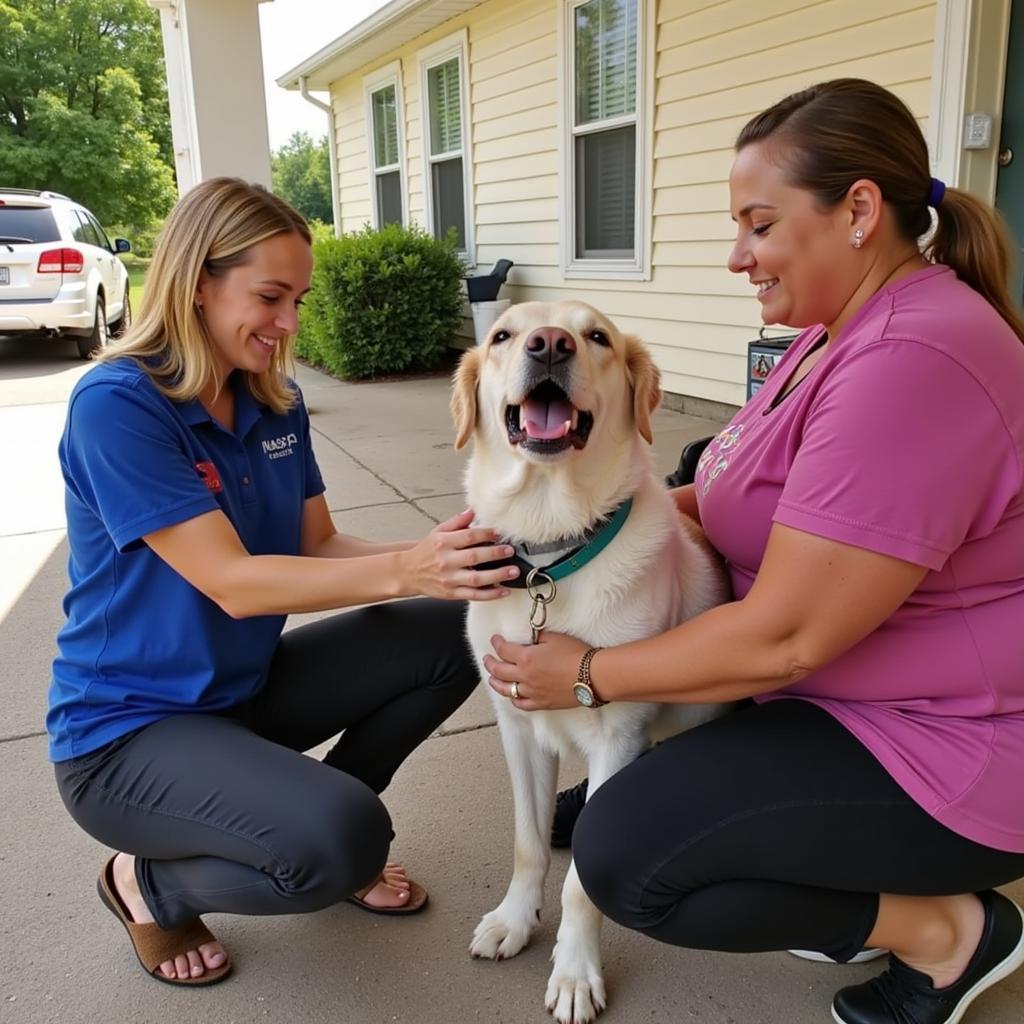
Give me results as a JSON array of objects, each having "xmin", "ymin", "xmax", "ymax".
[
  {"xmin": 354, "ymin": 862, "xmax": 412, "ymax": 909},
  {"xmin": 348, "ymin": 861, "xmax": 428, "ymax": 915},
  {"xmin": 832, "ymin": 891, "xmax": 1024, "ymax": 1024},
  {"xmin": 111, "ymin": 852, "xmax": 228, "ymax": 981},
  {"xmin": 898, "ymin": 893, "xmax": 987, "ymax": 988}
]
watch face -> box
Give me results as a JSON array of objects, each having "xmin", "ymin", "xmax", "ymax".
[{"xmin": 573, "ymin": 683, "xmax": 594, "ymax": 707}]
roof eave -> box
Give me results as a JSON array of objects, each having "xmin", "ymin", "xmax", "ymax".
[{"xmin": 277, "ymin": 0, "xmax": 446, "ymax": 91}]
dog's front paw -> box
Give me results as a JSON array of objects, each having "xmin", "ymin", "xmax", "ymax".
[
  {"xmin": 544, "ymin": 952, "xmax": 607, "ymax": 1024},
  {"xmin": 470, "ymin": 904, "xmax": 537, "ymax": 961}
]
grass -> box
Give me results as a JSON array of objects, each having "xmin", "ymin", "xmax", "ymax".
[{"xmin": 121, "ymin": 255, "xmax": 149, "ymax": 311}]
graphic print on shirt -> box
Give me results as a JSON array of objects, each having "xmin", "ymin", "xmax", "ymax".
[
  {"xmin": 696, "ymin": 424, "xmax": 745, "ymax": 496},
  {"xmin": 195, "ymin": 460, "xmax": 223, "ymax": 492}
]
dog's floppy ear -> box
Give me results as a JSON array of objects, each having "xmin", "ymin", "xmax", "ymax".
[
  {"xmin": 450, "ymin": 347, "xmax": 481, "ymax": 450},
  {"xmin": 624, "ymin": 334, "xmax": 661, "ymax": 444}
]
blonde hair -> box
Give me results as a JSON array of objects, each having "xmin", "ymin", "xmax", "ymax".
[
  {"xmin": 736, "ymin": 79, "xmax": 1024, "ymax": 344},
  {"xmin": 99, "ymin": 177, "xmax": 313, "ymax": 412}
]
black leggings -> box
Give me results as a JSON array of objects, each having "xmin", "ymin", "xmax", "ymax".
[
  {"xmin": 54, "ymin": 598, "xmax": 477, "ymax": 929},
  {"xmin": 573, "ymin": 699, "xmax": 1024, "ymax": 962}
]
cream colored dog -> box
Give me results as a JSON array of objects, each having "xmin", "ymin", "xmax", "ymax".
[{"xmin": 451, "ymin": 300, "xmax": 731, "ymax": 1024}]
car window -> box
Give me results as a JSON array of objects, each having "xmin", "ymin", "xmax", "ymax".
[
  {"xmin": 73, "ymin": 210, "xmax": 103, "ymax": 248},
  {"xmin": 0, "ymin": 206, "xmax": 60, "ymax": 243},
  {"xmin": 85, "ymin": 212, "xmax": 113, "ymax": 250},
  {"xmin": 69, "ymin": 211, "xmax": 94, "ymax": 245}
]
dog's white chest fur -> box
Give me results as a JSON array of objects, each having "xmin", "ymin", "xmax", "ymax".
[{"xmin": 467, "ymin": 468, "xmax": 723, "ymax": 755}]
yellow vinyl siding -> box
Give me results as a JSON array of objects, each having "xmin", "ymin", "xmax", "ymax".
[
  {"xmin": 331, "ymin": 78, "xmax": 371, "ymax": 234},
  {"xmin": 650, "ymin": 0, "xmax": 935, "ymax": 400},
  {"xmin": 477, "ymin": 198, "xmax": 562, "ymax": 224},
  {"xmin": 474, "ymin": 56, "xmax": 557, "ymax": 102},
  {"xmin": 476, "ymin": 174, "xmax": 559, "ymax": 204},
  {"xmin": 659, "ymin": 1, "xmax": 933, "ymax": 77},
  {"xmin": 469, "ymin": 0, "xmax": 561, "ymax": 319},
  {"xmin": 325, "ymin": 0, "xmax": 937, "ymax": 405}
]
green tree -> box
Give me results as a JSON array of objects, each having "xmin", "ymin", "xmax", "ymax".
[
  {"xmin": 272, "ymin": 131, "xmax": 332, "ymax": 224},
  {"xmin": 0, "ymin": 0, "xmax": 175, "ymax": 227}
]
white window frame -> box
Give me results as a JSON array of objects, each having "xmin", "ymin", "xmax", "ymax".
[
  {"xmin": 927, "ymin": 0, "xmax": 972, "ymax": 187},
  {"xmin": 417, "ymin": 28, "xmax": 475, "ymax": 265},
  {"xmin": 364, "ymin": 61, "xmax": 408, "ymax": 229},
  {"xmin": 559, "ymin": 0, "xmax": 653, "ymax": 280}
]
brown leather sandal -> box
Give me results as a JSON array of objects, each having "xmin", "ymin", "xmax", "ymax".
[
  {"xmin": 346, "ymin": 875, "xmax": 429, "ymax": 916},
  {"xmin": 96, "ymin": 856, "xmax": 232, "ymax": 986}
]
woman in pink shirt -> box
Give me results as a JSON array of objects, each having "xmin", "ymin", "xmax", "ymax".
[{"xmin": 485, "ymin": 79, "xmax": 1024, "ymax": 1024}]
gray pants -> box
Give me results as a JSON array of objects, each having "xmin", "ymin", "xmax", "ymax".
[{"xmin": 54, "ymin": 599, "xmax": 477, "ymax": 928}]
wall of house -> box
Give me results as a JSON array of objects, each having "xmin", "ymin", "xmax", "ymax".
[{"xmin": 327, "ymin": 0, "xmax": 937, "ymax": 408}]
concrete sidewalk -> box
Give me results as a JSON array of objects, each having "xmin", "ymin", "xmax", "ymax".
[{"xmin": 2, "ymin": 336, "xmax": 1022, "ymax": 1024}]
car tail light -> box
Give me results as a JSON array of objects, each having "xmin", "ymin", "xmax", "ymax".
[{"xmin": 37, "ymin": 248, "xmax": 84, "ymax": 274}]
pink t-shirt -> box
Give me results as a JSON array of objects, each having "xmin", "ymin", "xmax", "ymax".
[{"xmin": 695, "ymin": 265, "xmax": 1024, "ymax": 853}]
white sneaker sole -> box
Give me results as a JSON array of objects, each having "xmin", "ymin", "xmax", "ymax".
[
  {"xmin": 830, "ymin": 900, "xmax": 1024, "ymax": 1024},
  {"xmin": 789, "ymin": 948, "xmax": 888, "ymax": 964}
]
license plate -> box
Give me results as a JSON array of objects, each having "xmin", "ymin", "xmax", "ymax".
[{"xmin": 0, "ymin": 267, "xmax": 8, "ymax": 285}]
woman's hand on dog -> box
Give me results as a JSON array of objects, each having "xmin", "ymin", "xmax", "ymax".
[
  {"xmin": 485, "ymin": 632, "xmax": 589, "ymax": 710},
  {"xmin": 400, "ymin": 509, "xmax": 520, "ymax": 601}
]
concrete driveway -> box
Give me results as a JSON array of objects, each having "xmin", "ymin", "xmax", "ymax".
[{"xmin": 2, "ymin": 334, "xmax": 1021, "ymax": 1024}]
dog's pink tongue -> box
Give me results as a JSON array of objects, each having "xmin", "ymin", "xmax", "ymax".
[{"xmin": 523, "ymin": 398, "xmax": 573, "ymax": 439}]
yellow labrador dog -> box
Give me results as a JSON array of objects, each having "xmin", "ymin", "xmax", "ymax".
[{"xmin": 451, "ymin": 300, "xmax": 731, "ymax": 1024}]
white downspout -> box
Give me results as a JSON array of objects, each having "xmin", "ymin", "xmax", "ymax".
[{"xmin": 299, "ymin": 76, "xmax": 341, "ymax": 237}]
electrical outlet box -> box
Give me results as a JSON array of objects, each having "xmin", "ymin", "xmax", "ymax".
[{"xmin": 963, "ymin": 112, "xmax": 993, "ymax": 150}]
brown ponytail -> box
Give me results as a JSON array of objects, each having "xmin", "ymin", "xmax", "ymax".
[
  {"xmin": 927, "ymin": 188, "xmax": 1024, "ymax": 343},
  {"xmin": 737, "ymin": 78, "xmax": 1024, "ymax": 344}
]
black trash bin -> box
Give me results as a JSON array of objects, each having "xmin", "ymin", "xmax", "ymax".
[
  {"xmin": 465, "ymin": 258, "xmax": 514, "ymax": 302},
  {"xmin": 466, "ymin": 259, "xmax": 515, "ymax": 344}
]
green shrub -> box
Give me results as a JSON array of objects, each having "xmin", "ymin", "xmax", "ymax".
[
  {"xmin": 295, "ymin": 222, "xmax": 465, "ymax": 380},
  {"xmin": 108, "ymin": 219, "xmax": 163, "ymax": 259},
  {"xmin": 306, "ymin": 218, "xmax": 334, "ymax": 244}
]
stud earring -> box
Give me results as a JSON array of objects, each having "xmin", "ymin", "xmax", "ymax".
[{"xmin": 852, "ymin": 228, "xmax": 864, "ymax": 249}]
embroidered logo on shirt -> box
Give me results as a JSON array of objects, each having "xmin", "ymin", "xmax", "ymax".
[
  {"xmin": 262, "ymin": 433, "xmax": 298, "ymax": 461},
  {"xmin": 195, "ymin": 461, "xmax": 223, "ymax": 493}
]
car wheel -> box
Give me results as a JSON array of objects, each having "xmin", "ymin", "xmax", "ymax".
[
  {"xmin": 111, "ymin": 287, "xmax": 132, "ymax": 338},
  {"xmin": 76, "ymin": 296, "xmax": 108, "ymax": 360}
]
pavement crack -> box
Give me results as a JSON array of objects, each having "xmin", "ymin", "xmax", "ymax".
[
  {"xmin": 1, "ymin": 730, "xmax": 47, "ymax": 744},
  {"xmin": 411, "ymin": 493, "xmax": 465, "ymax": 524},
  {"xmin": 434, "ymin": 722, "xmax": 497, "ymax": 738},
  {"xmin": 310, "ymin": 426, "xmax": 407, "ymax": 503}
]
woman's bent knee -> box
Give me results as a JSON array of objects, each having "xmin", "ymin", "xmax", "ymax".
[
  {"xmin": 276, "ymin": 782, "xmax": 393, "ymax": 910},
  {"xmin": 573, "ymin": 796, "xmax": 646, "ymax": 927}
]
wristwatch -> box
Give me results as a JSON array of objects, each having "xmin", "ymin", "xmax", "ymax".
[{"xmin": 573, "ymin": 647, "xmax": 607, "ymax": 708}]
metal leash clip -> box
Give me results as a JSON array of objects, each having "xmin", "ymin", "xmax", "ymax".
[{"xmin": 525, "ymin": 567, "xmax": 557, "ymax": 644}]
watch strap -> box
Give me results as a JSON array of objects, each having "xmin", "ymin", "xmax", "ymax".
[{"xmin": 576, "ymin": 646, "xmax": 606, "ymax": 707}]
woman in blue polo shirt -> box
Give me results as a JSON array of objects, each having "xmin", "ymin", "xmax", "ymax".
[{"xmin": 48, "ymin": 178, "xmax": 518, "ymax": 987}]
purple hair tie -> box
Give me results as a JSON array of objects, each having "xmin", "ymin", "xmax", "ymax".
[{"xmin": 928, "ymin": 177, "xmax": 946, "ymax": 208}]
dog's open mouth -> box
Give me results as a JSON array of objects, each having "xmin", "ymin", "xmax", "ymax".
[{"xmin": 505, "ymin": 379, "xmax": 594, "ymax": 454}]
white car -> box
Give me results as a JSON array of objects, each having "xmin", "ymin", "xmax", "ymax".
[{"xmin": 0, "ymin": 188, "xmax": 132, "ymax": 359}]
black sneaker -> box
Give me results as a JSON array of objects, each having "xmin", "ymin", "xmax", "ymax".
[
  {"xmin": 831, "ymin": 889, "xmax": 1024, "ymax": 1024},
  {"xmin": 551, "ymin": 778, "xmax": 588, "ymax": 848}
]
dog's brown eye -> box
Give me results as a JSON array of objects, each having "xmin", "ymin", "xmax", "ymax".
[
  {"xmin": 588, "ymin": 329, "xmax": 610, "ymax": 347},
  {"xmin": 492, "ymin": 330, "xmax": 511, "ymax": 344}
]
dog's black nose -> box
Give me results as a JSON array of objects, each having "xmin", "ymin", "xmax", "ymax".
[{"xmin": 525, "ymin": 327, "xmax": 576, "ymax": 366}]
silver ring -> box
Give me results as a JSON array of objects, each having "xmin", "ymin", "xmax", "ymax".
[{"xmin": 510, "ymin": 681, "xmax": 520, "ymax": 701}]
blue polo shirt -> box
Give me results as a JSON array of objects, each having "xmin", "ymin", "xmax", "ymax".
[{"xmin": 47, "ymin": 358, "xmax": 325, "ymax": 761}]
